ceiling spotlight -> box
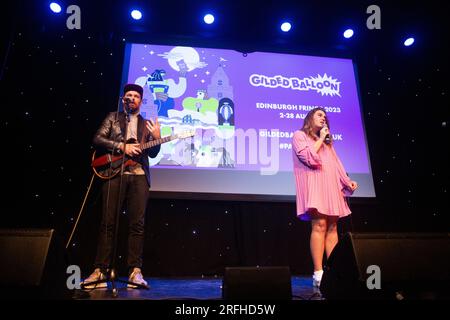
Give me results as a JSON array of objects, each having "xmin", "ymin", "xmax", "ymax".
[
  {"xmin": 131, "ymin": 9, "xmax": 142, "ymax": 20},
  {"xmin": 343, "ymin": 29, "xmax": 354, "ymax": 39},
  {"xmin": 49, "ymin": 2, "xmax": 62, "ymax": 13},
  {"xmin": 204, "ymin": 14, "xmax": 215, "ymax": 24},
  {"xmin": 281, "ymin": 22, "xmax": 292, "ymax": 32},
  {"xmin": 404, "ymin": 37, "xmax": 415, "ymax": 46}
]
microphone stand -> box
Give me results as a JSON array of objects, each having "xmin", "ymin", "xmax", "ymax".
[{"xmin": 81, "ymin": 100, "xmax": 149, "ymax": 297}]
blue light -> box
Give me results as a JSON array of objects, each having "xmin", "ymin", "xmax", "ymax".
[
  {"xmin": 343, "ymin": 29, "xmax": 354, "ymax": 39},
  {"xmin": 204, "ymin": 14, "xmax": 215, "ymax": 24},
  {"xmin": 404, "ymin": 37, "xmax": 415, "ymax": 46},
  {"xmin": 49, "ymin": 2, "xmax": 62, "ymax": 13},
  {"xmin": 281, "ymin": 22, "xmax": 291, "ymax": 32},
  {"xmin": 131, "ymin": 9, "xmax": 142, "ymax": 20}
]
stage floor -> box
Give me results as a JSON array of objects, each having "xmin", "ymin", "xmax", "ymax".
[{"xmin": 74, "ymin": 276, "xmax": 323, "ymax": 300}]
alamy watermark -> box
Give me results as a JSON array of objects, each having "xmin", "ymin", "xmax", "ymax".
[
  {"xmin": 170, "ymin": 128, "xmax": 281, "ymax": 175},
  {"xmin": 66, "ymin": 265, "xmax": 81, "ymax": 289},
  {"xmin": 366, "ymin": 265, "xmax": 381, "ymax": 290},
  {"xmin": 58, "ymin": 5, "xmax": 379, "ymax": 31},
  {"xmin": 366, "ymin": 5, "xmax": 381, "ymax": 30}
]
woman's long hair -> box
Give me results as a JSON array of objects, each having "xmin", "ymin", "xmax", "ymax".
[{"xmin": 301, "ymin": 107, "xmax": 332, "ymax": 144}]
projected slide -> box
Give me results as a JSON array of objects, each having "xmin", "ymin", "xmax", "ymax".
[{"xmin": 121, "ymin": 43, "xmax": 375, "ymax": 198}]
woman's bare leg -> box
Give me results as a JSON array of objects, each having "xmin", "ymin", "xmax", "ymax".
[
  {"xmin": 325, "ymin": 217, "xmax": 339, "ymax": 258},
  {"xmin": 311, "ymin": 217, "xmax": 327, "ymax": 271}
]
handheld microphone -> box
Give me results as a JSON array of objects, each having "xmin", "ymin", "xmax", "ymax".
[{"xmin": 323, "ymin": 123, "xmax": 331, "ymax": 145}]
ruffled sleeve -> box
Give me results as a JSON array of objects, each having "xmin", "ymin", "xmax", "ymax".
[
  {"xmin": 331, "ymin": 146, "xmax": 353, "ymax": 195},
  {"xmin": 292, "ymin": 130, "xmax": 321, "ymax": 169}
]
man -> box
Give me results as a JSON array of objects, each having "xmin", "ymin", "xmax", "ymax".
[{"xmin": 82, "ymin": 83, "xmax": 161, "ymax": 289}]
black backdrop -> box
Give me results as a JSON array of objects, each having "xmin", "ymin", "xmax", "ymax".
[{"xmin": 1, "ymin": 0, "xmax": 448, "ymax": 277}]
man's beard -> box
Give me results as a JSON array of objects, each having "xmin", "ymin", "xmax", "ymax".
[
  {"xmin": 125, "ymin": 104, "xmax": 140, "ymax": 114},
  {"xmin": 129, "ymin": 107, "xmax": 139, "ymax": 114}
]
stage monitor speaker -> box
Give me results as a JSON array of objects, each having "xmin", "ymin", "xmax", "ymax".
[
  {"xmin": 320, "ymin": 232, "xmax": 450, "ymax": 300},
  {"xmin": 0, "ymin": 229, "xmax": 54, "ymax": 287},
  {"xmin": 222, "ymin": 266, "xmax": 292, "ymax": 300},
  {"xmin": 0, "ymin": 229, "xmax": 71, "ymax": 299}
]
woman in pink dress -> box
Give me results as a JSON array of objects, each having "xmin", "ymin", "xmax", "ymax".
[{"xmin": 292, "ymin": 107, "xmax": 358, "ymax": 288}]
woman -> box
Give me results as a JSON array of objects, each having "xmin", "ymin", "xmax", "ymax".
[{"xmin": 292, "ymin": 107, "xmax": 358, "ymax": 288}]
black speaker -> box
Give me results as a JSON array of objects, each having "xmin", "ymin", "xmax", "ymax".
[
  {"xmin": 222, "ymin": 266, "xmax": 292, "ymax": 300},
  {"xmin": 320, "ymin": 232, "xmax": 450, "ymax": 300},
  {"xmin": 0, "ymin": 229, "xmax": 69, "ymax": 299},
  {"xmin": 0, "ymin": 229, "xmax": 55, "ymax": 286}
]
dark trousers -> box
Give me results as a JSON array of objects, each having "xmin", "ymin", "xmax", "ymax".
[{"xmin": 94, "ymin": 174, "xmax": 150, "ymax": 272}]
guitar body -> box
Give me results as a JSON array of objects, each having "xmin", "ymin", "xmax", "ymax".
[
  {"xmin": 91, "ymin": 151, "xmax": 138, "ymax": 179},
  {"xmin": 91, "ymin": 130, "xmax": 195, "ymax": 180}
]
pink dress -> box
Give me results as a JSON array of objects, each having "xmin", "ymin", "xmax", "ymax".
[{"xmin": 292, "ymin": 130, "xmax": 353, "ymax": 221}]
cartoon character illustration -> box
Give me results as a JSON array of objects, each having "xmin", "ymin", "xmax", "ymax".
[
  {"xmin": 137, "ymin": 46, "xmax": 239, "ymax": 169},
  {"xmin": 147, "ymin": 64, "xmax": 188, "ymax": 117}
]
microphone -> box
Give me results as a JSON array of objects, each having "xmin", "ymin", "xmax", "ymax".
[
  {"xmin": 323, "ymin": 123, "xmax": 331, "ymax": 145},
  {"xmin": 122, "ymin": 97, "xmax": 133, "ymax": 115}
]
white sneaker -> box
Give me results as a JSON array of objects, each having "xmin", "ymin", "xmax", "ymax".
[
  {"xmin": 312, "ymin": 277, "xmax": 321, "ymax": 288},
  {"xmin": 127, "ymin": 267, "xmax": 149, "ymax": 288},
  {"xmin": 312, "ymin": 270, "xmax": 324, "ymax": 288},
  {"xmin": 81, "ymin": 268, "xmax": 107, "ymax": 289}
]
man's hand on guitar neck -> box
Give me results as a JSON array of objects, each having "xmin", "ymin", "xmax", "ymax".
[{"xmin": 120, "ymin": 143, "xmax": 142, "ymax": 157}]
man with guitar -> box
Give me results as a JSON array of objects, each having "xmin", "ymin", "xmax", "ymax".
[{"xmin": 82, "ymin": 83, "xmax": 161, "ymax": 289}]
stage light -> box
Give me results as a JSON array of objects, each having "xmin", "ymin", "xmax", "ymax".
[
  {"xmin": 131, "ymin": 9, "xmax": 142, "ymax": 20},
  {"xmin": 281, "ymin": 22, "xmax": 291, "ymax": 32},
  {"xmin": 343, "ymin": 29, "xmax": 354, "ymax": 39},
  {"xmin": 404, "ymin": 37, "xmax": 415, "ymax": 46},
  {"xmin": 204, "ymin": 14, "xmax": 215, "ymax": 24},
  {"xmin": 49, "ymin": 2, "xmax": 62, "ymax": 13}
]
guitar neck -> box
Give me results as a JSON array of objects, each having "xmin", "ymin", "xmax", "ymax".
[{"xmin": 140, "ymin": 136, "xmax": 175, "ymax": 150}]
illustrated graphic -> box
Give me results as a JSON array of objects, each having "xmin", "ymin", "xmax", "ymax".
[
  {"xmin": 131, "ymin": 46, "xmax": 235, "ymax": 168},
  {"xmin": 218, "ymin": 98, "xmax": 234, "ymax": 126}
]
